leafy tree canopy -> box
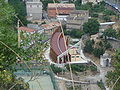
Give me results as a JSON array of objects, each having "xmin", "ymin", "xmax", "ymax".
[
  {"xmin": 106, "ymin": 48, "xmax": 120, "ymax": 90},
  {"xmin": 103, "ymin": 28, "xmax": 117, "ymax": 38},
  {"xmin": 83, "ymin": 18, "xmax": 100, "ymax": 35}
]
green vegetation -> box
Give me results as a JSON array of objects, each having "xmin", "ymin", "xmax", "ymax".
[
  {"xmin": 90, "ymin": 65, "xmax": 97, "ymax": 72},
  {"xmin": 75, "ymin": 1, "xmax": 105, "ymax": 15},
  {"xmin": 9, "ymin": 0, "xmax": 28, "ymax": 25},
  {"xmin": 106, "ymin": 48, "xmax": 120, "ymax": 90},
  {"xmin": 103, "ymin": 9, "xmax": 116, "ymax": 16},
  {"xmin": 84, "ymin": 40, "xmax": 112, "ymax": 58},
  {"xmin": 66, "ymin": 64, "xmax": 97, "ymax": 73},
  {"xmin": 67, "ymin": 85, "xmax": 82, "ymax": 90},
  {"xmin": 50, "ymin": 64, "xmax": 65, "ymax": 74},
  {"xmin": 103, "ymin": 28, "xmax": 117, "ymax": 38},
  {"xmin": 84, "ymin": 40, "xmax": 94, "ymax": 53},
  {"xmin": 93, "ymin": 48, "xmax": 104, "ymax": 58},
  {"xmin": 64, "ymin": 29, "xmax": 84, "ymax": 38},
  {"xmin": 83, "ymin": 18, "xmax": 100, "ymax": 35},
  {"xmin": 41, "ymin": 0, "xmax": 60, "ymax": 11},
  {"xmin": 0, "ymin": 0, "xmax": 29, "ymax": 89},
  {"xmin": 97, "ymin": 80, "xmax": 106, "ymax": 90},
  {"xmin": 102, "ymin": 15, "xmax": 111, "ymax": 22},
  {"xmin": 69, "ymin": 29, "xmax": 84, "ymax": 38}
]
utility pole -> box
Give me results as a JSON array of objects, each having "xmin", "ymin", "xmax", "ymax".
[{"xmin": 17, "ymin": 20, "xmax": 20, "ymax": 48}]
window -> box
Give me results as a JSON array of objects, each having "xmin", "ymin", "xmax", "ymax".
[
  {"xmin": 72, "ymin": 56, "xmax": 75, "ymax": 58},
  {"xmin": 30, "ymin": 14, "xmax": 32, "ymax": 16}
]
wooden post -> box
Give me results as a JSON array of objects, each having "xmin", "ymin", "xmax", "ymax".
[{"xmin": 18, "ymin": 20, "xmax": 20, "ymax": 48}]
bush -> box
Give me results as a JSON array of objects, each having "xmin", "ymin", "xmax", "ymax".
[
  {"xmin": 83, "ymin": 18, "xmax": 100, "ymax": 35},
  {"xmin": 97, "ymin": 80, "xmax": 106, "ymax": 90},
  {"xmin": 70, "ymin": 29, "xmax": 84, "ymax": 38},
  {"xmin": 91, "ymin": 13, "xmax": 99, "ymax": 18},
  {"xmin": 66, "ymin": 64, "xmax": 88, "ymax": 72},
  {"xmin": 90, "ymin": 65, "xmax": 97, "ymax": 72},
  {"xmin": 93, "ymin": 48, "xmax": 105, "ymax": 58},
  {"xmin": 50, "ymin": 64, "xmax": 65, "ymax": 74},
  {"xmin": 103, "ymin": 9, "xmax": 116, "ymax": 16},
  {"xmin": 102, "ymin": 15, "xmax": 111, "ymax": 22},
  {"xmin": 84, "ymin": 40, "xmax": 94, "ymax": 53}
]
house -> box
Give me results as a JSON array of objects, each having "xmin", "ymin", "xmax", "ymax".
[
  {"xmin": 41, "ymin": 22, "xmax": 61, "ymax": 35},
  {"xmin": 50, "ymin": 28, "xmax": 71, "ymax": 63},
  {"xmin": 69, "ymin": 47, "xmax": 81, "ymax": 62},
  {"xmin": 26, "ymin": 0, "xmax": 42, "ymax": 21},
  {"xmin": 27, "ymin": 24, "xmax": 44, "ymax": 34},
  {"xmin": 66, "ymin": 10, "xmax": 89, "ymax": 30},
  {"xmin": 47, "ymin": 3, "xmax": 75, "ymax": 20},
  {"xmin": 100, "ymin": 52, "xmax": 111, "ymax": 67}
]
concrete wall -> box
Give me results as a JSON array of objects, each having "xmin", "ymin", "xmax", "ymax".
[{"xmin": 26, "ymin": 1, "xmax": 42, "ymax": 20}]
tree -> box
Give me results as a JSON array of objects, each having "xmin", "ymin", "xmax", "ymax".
[
  {"xmin": 41, "ymin": 0, "xmax": 59, "ymax": 11},
  {"xmin": 70, "ymin": 29, "xmax": 84, "ymax": 38},
  {"xmin": 103, "ymin": 15, "xmax": 111, "ymax": 22},
  {"xmin": 103, "ymin": 28, "xmax": 117, "ymax": 38},
  {"xmin": 50, "ymin": 64, "xmax": 65, "ymax": 74},
  {"xmin": 0, "ymin": 0, "xmax": 29, "ymax": 89},
  {"xmin": 106, "ymin": 48, "xmax": 120, "ymax": 90},
  {"xmin": 9, "ymin": 0, "xmax": 28, "ymax": 25},
  {"xmin": 93, "ymin": 48, "xmax": 104, "ymax": 58},
  {"xmin": 84, "ymin": 40, "xmax": 94, "ymax": 53},
  {"xmin": 103, "ymin": 9, "xmax": 116, "ymax": 16},
  {"xmin": 83, "ymin": 18, "xmax": 100, "ymax": 35}
]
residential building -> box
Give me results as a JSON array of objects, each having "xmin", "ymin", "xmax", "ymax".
[
  {"xmin": 69, "ymin": 47, "xmax": 81, "ymax": 62},
  {"xmin": 26, "ymin": 0, "xmax": 42, "ymax": 21},
  {"xmin": 66, "ymin": 10, "xmax": 89, "ymax": 30},
  {"xmin": 100, "ymin": 52, "xmax": 111, "ymax": 67},
  {"xmin": 27, "ymin": 24, "xmax": 44, "ymax": 34},
  {"xmin": 47, "ymin": 3, "xmax": 75, "ymax": 19},
  {"xmin": 41, "ymin": 22, "xmax": 61, "ymax": 35}
]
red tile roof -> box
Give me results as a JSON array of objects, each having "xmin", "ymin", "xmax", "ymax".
[
  {"xmin": 50, "ymin": 29, "xmax": 68, "ymax": 55},
  {"xmin": 18, "ymin": 26, "xmax": 36, "ymax": 32},
  {"xmin": 41, "ymin": 22, "xmax": 61, "ymax": 30}
]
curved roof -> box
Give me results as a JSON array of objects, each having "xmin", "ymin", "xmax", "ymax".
[{"xmin": 50, "ymin": 29, "xmax": 67, "ymax": 56}]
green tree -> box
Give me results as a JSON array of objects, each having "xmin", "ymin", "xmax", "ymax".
[
  {"xmin": 103, "ymin": 9, "xmax": 116, "ymax": 16},
  {"xmin": 0, "ymin": 0, "xmax": 29, "ymax": 89},
  {"xmin": 83, "ymin": 18, "xmax": 100, "ymax": 35},
  {"xmin": 84, "ymin": 40, "xmax": 94, "ymax": 53},
  {"xmin": 102, "ymin": 15, "xmax": 111, "ymax": 22},
  {"xmin": 106, "ymin": 48, "xmax": 120, "ymax": 90},
  {"xmin": 93, "ymin": 48, "xmax": 105, "ymax": 58},
  {"xmin": 41, "ymin": 0, "xmax": 59, "ymax": 11},
  {"xmin": 51, "ymin": 64, "xmax": 65, "ymax": 74},
  {"xmin": 103, "ymin": 28, "xmax": 117, "ymax": 38},
  {"xmin": 9, "ymin": 0, "xmax": 28, "ymax": 25},
  {"xmin": 70, "ymin": 29, "xmax": 84, "ymax": 38}
]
